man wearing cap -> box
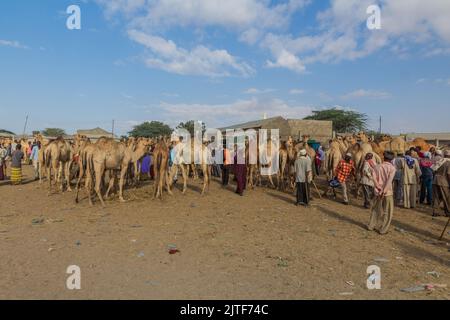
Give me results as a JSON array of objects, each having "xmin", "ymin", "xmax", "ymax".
[
  {"xmin": 432, "ymin": 150, "xmax": 450, "ymax": 217},
  {"xmin": 334, "ymin": 153, "xmax": 356, "ymax": 205},
  {"xmin": 368, "ymin": 151, "xmax": 396, "ymax": 234},
  {"xmin": 294, "ymin": 149, "xmax": 312, "ymax": 206}
]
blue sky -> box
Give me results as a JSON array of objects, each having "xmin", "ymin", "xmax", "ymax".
[{"xmin": 0, "ymin": 0, "xmax": 449, "ymax": 136}]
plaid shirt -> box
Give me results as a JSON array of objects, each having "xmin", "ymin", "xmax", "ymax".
[{"xmin": 336, "ymin": 159, "xmax": 355, "ymax": 183}]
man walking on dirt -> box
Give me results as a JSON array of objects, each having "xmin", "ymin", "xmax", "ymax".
[
  {"xmin": 368, "ymin": 151, "xmax": 396, "ymax": 235},
  {"xmin": 294, "ymin": 149, "xmax": 312, "ymax": 206},
  {"xmin": 335, "ymin": 153, "xmax": 355, "ymax": 205}
]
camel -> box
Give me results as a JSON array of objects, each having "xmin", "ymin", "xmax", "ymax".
[
  {"xmin": 35, "ymin": 134, "xmax": 52, "ymax": 183},
  {"xmin": 278, "ymin": 141, "xmax": 289, "ymax": 190},
  {"xmin": 258, "ymin": 138, "xmax": 278, "ymax": 188},
  {"xmin": 104, "ymin": 137, "xmax": 152, "ymax": 200},
  {"xmin": 408, "ymin": 138, "xmax": 434, "ymax": 152},
  {"xmin": 152, "ymin": 137, "xmax": 172, "ymax": 199},
  {"xmin": 44, "ymin": 137, "xmax": 73, "ymax": 192},
  {"xmin": 323, "ymin": 139, "xmax": 343, "ymax": 180},
  {"xmin": 89, "ymin": 137, "xmax": 152, "ymax": 206}
]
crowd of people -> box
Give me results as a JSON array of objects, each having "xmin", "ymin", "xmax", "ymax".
[
  {"xmin": 0, "ymin": 139, "xmax": 41, "ymax": 184},
  {"xmin": 1, "ymin": 136, "xmax": 449, "ymax": 237},
  {"xmin": 319, "ymin": 146, "xmax": 450, "ymax": 235}
]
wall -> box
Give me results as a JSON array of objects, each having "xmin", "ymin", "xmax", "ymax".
[{"xmin": 286, "ymin": 120, "xmax": 333, "ymax": 144}]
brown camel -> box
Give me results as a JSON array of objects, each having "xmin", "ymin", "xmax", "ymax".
[
  {"xmin": 44, "ymin": 137, "xmax": 73, "ymax": 193},
  {"xmin": 152, "ymin": 137, "xmax": 171, "ymax": 199}
]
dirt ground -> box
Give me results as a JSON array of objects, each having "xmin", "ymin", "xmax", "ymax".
[{"xmin": 0, "ymin": 164, "xmax": 449, "ymax": 300}]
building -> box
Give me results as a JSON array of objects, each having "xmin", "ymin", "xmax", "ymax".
[
  {"xmin": 219, "ymin": 116, "xmax": 333, "ymax": 144},
  {"xmin": 77, "ymin": 127, "xmax": 115, "ymax": 141},
  {"xmin": 403, "ymin": 132, "xmax": 450, "ymax": 148}
]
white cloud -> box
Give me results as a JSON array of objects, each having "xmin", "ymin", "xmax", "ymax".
[
  {"xmin": 128, "ymin": 29, "xmax": 254, "ymax": 77},
  {"xmin": 0, "ymin": 39, "xmax": 29, "ymax": 49},
  {"xmin": 266, "ymin": 49, "xmax": 306, "ymax": 73},
  {"xmin": 341, "ymin": 89, "xmax": 391, "ymax": 100},
  {"xmin": 156, "ymin": 97, "xmax": 313, "ymax": 128},
  {"xmin": 261, "ymin": 0, "xmax": 450, "ymax": 72},
  {"xmin": 96, "ymin": 0, "xmax": 450, "ymax": 75},
  {"xmin": 289, "ymin": 89, "xmax": 304, "ymax": 95},
  {"xmin": 243, "ymin": 88, "xmax": 276, "ymax": 94},
  {"xmin": 107, "ymin": 0, "xmax": 310, "ymax": 31}
]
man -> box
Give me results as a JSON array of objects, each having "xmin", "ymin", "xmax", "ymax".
[
  {"xmin": 233, "ymin": 144, "xmax": 247, "ymax": 196},
  {"xmin": 294, "ymin": 149, "xmax": 312, "ymax": 206},
  {"xmin": 393, "ymin": 153, "xmax": 404, "ymax": 206},
  {"xmin": 0, "ymin": 143, "xmax": 7, "ymax": 180},
  {"xmin": 368, "ymin": 151, "xmax": 396, "ymax": 235},
  {"xmin": 402, "ymin": 150, "xmax": 422, "ymax": 209},
  {"xmin": 29, "ymin": 141, "xmax": 40, "ymax": 180},
  {"xmin": 335, "ymin": 153, "xmax": 355, "ymax": 205},
  {"xmin": 432, "ymin": 150, "xmax": 450, "ymax": 217},
  {"xmin": 315, "ymin": 146, "xmax": 324, "ymax": 176},
  {"xmin": 361, "ymin": 153, "xmax": 376, "ymax": 209},
  {"xmin": 222, "ymin": 146, "xmax": 232, "ymax": 186},
  {"xmin": 419, "ymin": 152, "xmax": 433, "ymax": 205},
  {"xmin": 10, "ymin": 144, "xmax": 24, "ymax": 185}
]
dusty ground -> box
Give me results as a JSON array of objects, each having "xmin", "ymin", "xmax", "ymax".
[{"xmin": 0, "ymin": 164, "xmax": 449, "ymax": 300}]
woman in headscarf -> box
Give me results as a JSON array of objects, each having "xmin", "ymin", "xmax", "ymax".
[{"xmin": 10, "ymin": 144, "xmax": 24, "ymax": 185}]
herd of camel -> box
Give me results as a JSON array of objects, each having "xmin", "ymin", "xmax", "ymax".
[
  {"xmin": 35, "ymin": 134, "xmax": 212, "ymax": 206},
  {"xmin": 31, "ymin": 131, "xmax": 443, "ymax": 207}
]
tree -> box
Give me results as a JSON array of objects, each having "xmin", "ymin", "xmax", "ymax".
[
  {"xmin": 41, "ymin": 128, "xmax": 67, "ymax": 137},
  {"xmin": 0, "ymin": 129, "xmax": 15, "ymax": 135},
  {"xmin": 128, "ymin": 121, "xmax": 173, "ymax": 138},
  {"xmin": 176, "ymin": 120, "xmax": 206, "ymax": 136},
  {"xmin": 304, "ymin": 108, "xmax": 368, "ymax": 133}
]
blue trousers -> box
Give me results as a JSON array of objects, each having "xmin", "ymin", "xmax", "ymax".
[{"xmin": 420, "ymin": 177, "xmax": 433, "ymax": 205}]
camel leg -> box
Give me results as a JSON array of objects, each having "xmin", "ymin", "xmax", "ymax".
[
  {"xmin": 105, "ymin": 174, "xmax": 115, "ymax": 200},
  {"xmin": 166, "ymin": 171, "xmax": 173, "ymax": 196},
  {"xmin": 75, "ymin": 159, "xmax": 84, "ymax": 203},
  {"xmin": 65, "ymin": 161, "xmax": 72, "ymax": 192},
  {"xmin": 86, "ymin": 174, "xmax": 93, "ymax": 206},
  {"xmin": 118, "ymin": 167, "xmax": 127, "ymax": 203},
  {"xmin": 158, "ymin": 170, "xmax": 165, "ymax": 199},
  {"xmin": 94, "ymin": 164, "xmax": 106, "ymax": 207},
  {"xmin": 181, "ymin": 164, "xmax": 188, "ymax": 194},
  {"xmin": 201, "ymin": 165, "xmax": 209, "ymax": 195}
]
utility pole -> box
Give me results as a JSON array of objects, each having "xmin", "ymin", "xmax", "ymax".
[
  {"xmin": 379, "ymin": 116, "xmax": 382, "ymax": 134},
  {"xmin": 112, "ymin": 119, "xmax": 115, "ymax": 138},
  {"xmin": 22, "ymin": 115, "xmax": 29, "ymax": 138}
]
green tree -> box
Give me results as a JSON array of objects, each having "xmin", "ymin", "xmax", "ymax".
[
  {"xmin": 0, "ymin": 129, "xmax": 15, "ymax": 135},
  {"xmin": 304, "ymin": 108, "xmax": 368, "ymax": 133},
  {"xmin": 128, "ymin": 121, "xmax": 173, "ymax": 138},
  {"xmin": 41, "ymin": 128, "xmax": 67, "ymax": 137},
  {"xmin": 176, "ymin": 120, "xmax": 206, "ymax": 136}
]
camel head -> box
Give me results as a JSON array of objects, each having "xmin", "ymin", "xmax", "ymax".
[{"xmin": 355, "ymin": 131, "xmax": 369, "ymax": 143}]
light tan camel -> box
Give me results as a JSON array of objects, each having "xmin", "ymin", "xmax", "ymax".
[
  {"xmin": 153, "ymin": 137, "xmax": 171, "ymax": 199},
  {"xmin": 85, "ymin": 137, "xmax": 151, "ymax": 206},
  {"xmin": 44, "ymin": 137, "xmax": 73, "ymax": 192},
  {"xmin": 323, "ymin": 139, "xmax": 343, "ymax": 180}
]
